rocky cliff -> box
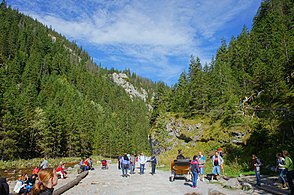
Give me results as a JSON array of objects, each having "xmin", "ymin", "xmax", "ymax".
[
  {"xmin": 149, "ymin": 114, "xmax": 249, "ymax": 156},
  {"xmin": 112, "ymin": 72, "xmax": 149, "ymax": 102}
]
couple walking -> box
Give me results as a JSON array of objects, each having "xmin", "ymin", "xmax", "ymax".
[{"xmin": 138, "ymin": 153, "xmax": 157, "ymax": 175}]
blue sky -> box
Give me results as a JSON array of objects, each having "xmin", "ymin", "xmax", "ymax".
[{"xmin": 7, "ymin": 0, "xmax": 262, "ymax": 85}]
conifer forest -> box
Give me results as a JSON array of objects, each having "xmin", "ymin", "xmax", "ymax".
[{"xmin": 0, "ymin": 0, "xmax": 293, "ymax": 164}]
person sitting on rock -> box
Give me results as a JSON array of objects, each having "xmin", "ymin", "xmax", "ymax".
[
  {"xmin": 13, "ymin": 173, "xmax": 28, "ymax": 195},
  {"xmin": 56, "ymin": 162, "xmax": 67, "ymax": 179},
  {"xmin": 79, "ymin": 158, "xmax": 87, "ymax": 172}
]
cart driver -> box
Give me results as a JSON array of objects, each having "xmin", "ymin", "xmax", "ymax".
[{"xmin": 177, "ymin": 149, "xmax": 185, "ymax": 159}]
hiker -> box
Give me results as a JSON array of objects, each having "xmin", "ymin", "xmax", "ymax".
[
  {"xmin": 129, "ymin": 154, "xmax": 136, "ymax": 174},
  {"xmin": 280, "ymin": 150, "xmax": 294, "ymax": 194},
  {"xmin": 252, "ymin": 154, "xmax": 262, "ymax": 186},
  {"xmin": 211, "ymin": 151, "xmax": 223, "ymax": 179},
  {"xmin": 31, "ymin": 168, "xmax": 58, "ymax": 195},
  {"xmin": 217, "ymin": 148, "xmax": 225, "ymax": 175},
  {"xmin": 198, "ymin": 151, "xmax": 206, "ymax": 181},
  {"xmin": 138, "ymin": 152, "xmax": 147, "ymax": 174},
  {"xmin": 0, "ymin": 177, "xmax": 9, "ymax": 195},
  {"xmin": 39, "ymin": 157, "xmax": 49, "ymax": 169},
  {"xmin": 276, "ymin": 153, "xmax": 287, "ymax": 189},
  {"xmin": 121, "ymin": 153, "xmax": 130, "ymax": 177},
  {"xmin": 190, "ymin": 155, "xmax": 200, "ymax": 189},
  {"xmin": 177, "ymin": 149, "xmax": 185, "ymax": 159},
  {"xmin": 150, "ymin": 155, "xmax": 157, "ymax": 175}
]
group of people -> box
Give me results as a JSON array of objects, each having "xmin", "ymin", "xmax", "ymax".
[
  {"xmin": 181, "ymin": 149, "xmax": 223, "ymax": 189},
  {"xmin": 79, "ymin": 157, "xmax": 93, "ymax": 172},
  {"xmin": 118, "ymin": 153, "xmax": 157, "ymax": 177},
  {"xmin": 187, "ymin": 148, "xmax": 293, "ymax": 194},
  {"xmin": 11, "ymin": 157, "xmax": 60, "ymax": 195},
  {"xmin": 13, "ymin": 173, "xmax": 37, "ymax": 195},
  {"xmin": 253, "ymin": 150, "xmax": 294, "ymax": 194},
  {"xmin": 10, "ymin": 157, "xmax": 73, "ymax": 195}
]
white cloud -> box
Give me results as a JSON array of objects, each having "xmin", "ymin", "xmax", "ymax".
[{"xmin": 8, "ymin": 0, "xmax": 261, "ymax": 85}]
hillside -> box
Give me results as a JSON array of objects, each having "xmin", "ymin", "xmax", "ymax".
[
  {"xmin": 0, "ymin": 1, "xmax": 155, "ymax": 160},
  {"xmin": 1, "ymin": 0, "xmax": 293, "ymax": 170},
  {"xmin": 150, "ymin": 0, "xmax": 294, "ymax": 167}
]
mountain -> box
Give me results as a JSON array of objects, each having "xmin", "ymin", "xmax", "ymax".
[
  {"xmin": 0, "ymin": 0, "xmax": 155, "ymax": 160},
  {"xmin": 150, "ymin": 0, "xmax": 294, "ymax": 166}
]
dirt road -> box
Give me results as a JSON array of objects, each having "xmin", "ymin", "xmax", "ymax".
[{"xmin": 63, "ymin": 164, "xmax": 250, "ymax": 195}]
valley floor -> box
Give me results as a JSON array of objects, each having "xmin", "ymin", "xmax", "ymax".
[{"xmin": 63, "ymin": 164, "xmax": 268, "ymax": 195}]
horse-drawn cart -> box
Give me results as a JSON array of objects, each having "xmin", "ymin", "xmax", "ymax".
[{"xmin": 169, "ymin": 159, "xmax": 191, "ymax": 182}]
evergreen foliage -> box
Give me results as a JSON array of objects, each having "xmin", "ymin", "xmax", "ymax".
[
  {"xmin": 151, "ymin": 0, "xmax": 294, "ymax": 163},
  {"xmin": 0, "ymin": 2, "xmax": 151, "ymax": 160}
]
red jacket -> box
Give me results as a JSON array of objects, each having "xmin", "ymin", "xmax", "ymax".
[{"xmin": 56, "ymin": 165, "xmax": 65, "ymax": 174}]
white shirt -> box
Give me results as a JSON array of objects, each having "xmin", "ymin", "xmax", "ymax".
[{"xmin": 139, "ymin": 155, "xmax": 147, "ymax": 164}]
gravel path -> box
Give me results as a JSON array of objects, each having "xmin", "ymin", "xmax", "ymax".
[{"xmin": 62, "ymin": 164, "xmax": 251, "ymax": 195}]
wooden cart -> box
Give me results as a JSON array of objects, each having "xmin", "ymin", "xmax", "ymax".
[{"xmin": 169, "ymin": 159, "xmax": 191, "ymax": 182}]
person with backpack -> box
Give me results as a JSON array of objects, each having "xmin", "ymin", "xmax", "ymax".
[
  {"xmin": 150, "ymin": 155, "xmax": 157, "ymax": 175},
  {"xmin": 252, "ymin": 154, "xmax": 262, "ymax": 186},
  {"xmin": 280, "ymin": 150, "xmax": 294, "ymax": 195},
  {"xmin": 276, "ymin": 153, "xmax": 287, "ymax": 189},
  {"xmin": 121, "ymin": 153, "xmax": 130, "ymax": 177},
  {"xmin": 190, "ymin": 155, "xmax": 200, "ymax": 189}
]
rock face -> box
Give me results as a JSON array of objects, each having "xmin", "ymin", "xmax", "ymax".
[
  {"xmin": 112, "ymin": 72, "xmax": 148, "ymax": 102},
  {"xmin": 150, "ymin": 117, "xmax": 204, "ymax": 155},
  {"xmin": 231, "ymin": 132, "xmax": 246, "ymax": 145}
]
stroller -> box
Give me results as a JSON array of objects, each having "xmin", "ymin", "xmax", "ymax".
[{"xmin": 101, "ymin": 160, "xmax": 108, "ymax": 169}]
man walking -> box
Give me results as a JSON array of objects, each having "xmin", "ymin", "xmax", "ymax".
[
  {"xmin": 139, "ymin": 153, "xmax": 147, "ymax": 174},
  {"xmin": 252, "ymin": 154, "xmax": 262, "ymax": 186},
  {"xmin": 150, "ymin": 155, "xmax": 157, "ymax": 175}
]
